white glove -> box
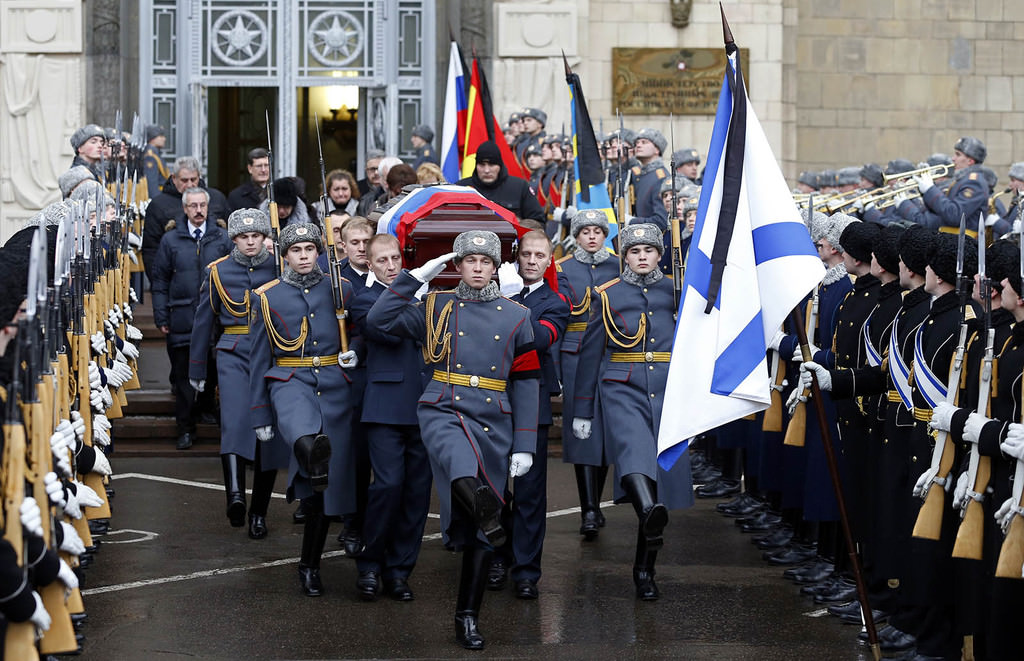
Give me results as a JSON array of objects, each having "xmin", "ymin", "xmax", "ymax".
[
  {"xmin": 50, "ymin": 433, "xmax": 72, "ymax": 477},
  {"xmin": 90, "ymin": 388, "xmax": 105, "ymax": 411},
  {"xmin": 928, "ymin": 402, "xmax": 958, "ymax": 434},
  {"xmin": 964, "ymin": 412, "xmax": 990, "ymax": 444},
  {"xmin": 952, "ymin": 471, "xmax": 970, "ymax": 511},
  {"xmin": 69, "ymin": 411, "xmax": 86, "ymax": 443},
  {"xmin": 892, "ymin": 191, "xmax": 909, "ymax": 207},
  {"xmin": 995, "ymin": 496, "xmax": 1017, "ymax": 534},
  {"xmin": 799, "ymin": 361, "xmax": 832, "ymax": 392},
  {"xmin": 91, "ymin": 331, "xmax": 106, "ymax": 355},
  {"xmin": 791, "ymin": 343, "xmax": 818, "ymax": 363},
  {"xmin": 73, "ymin": 481, "xmax": 103, "ymax": 509},
  {"xmin": 55, "ymin": 418, "xmax": 77, "ymax": 447},
  {"xmin": 497, "ymin": 262, "xmax": 524, "ymax": 298},
  {"xmin": 91, "ymin": 449, "xmax": 112, "ymax": 477},
  {"xmin": 338, "ymin": 350, "xmax": 358, "ymax": 369},
  {"xmin": 93, "ymin": 414, "xmax": 111, "ymax": 447},
  {"xmin": 44, "ymin": 472, "xmax": 66, "ymax": 510},
  {"xmin": 852, "ymin": 198, "xmax": 866, "ymax": 212},
  {"xmin": 99, "ymin": 386, "xmax": 113, "ymax": 409},
  {"xmin": 914, "ymin": 171, "xmax": 934, "ymax": 194},
  {"xmin": 122, "ymin": 302, "xmax": 134, "ymax": 322},
  {"xmin": 59, "ymin": 522, "xmax": 86, "ymax": 556},
  {"xmin": 409, "ymin": 251, "xmax": 458, "ymax": 283},
  {"xmin": 63, "ymin": 490, "xmax": 81, "ymax": 519},
  {"xmin": 767, "ymin": 330, "xmax": 786, "ymax": 352},
  {"xmin": 112, "ymin": 359, "xmax": 133, "ymax": 383},
  {"xmin": 108, "ymin": 308, "xmax": 121, "ymax": 328},
  {"xmin": 87, "ymin": 361, "xmax": 103, "ymax": 389},
  {"xmin": 105, "ymin": 365, "xmax": 126, "ymax": 389},
  {"xmin": 19, "ymin": 497, "xmax": 43, "ymax": 538},
  {"xmin": 126, "ymin": 323, "xmax": 143, "ymax": 341},
  {"xmin": 509, "ymin": 452, "xmax": 534, "ymax": 478},
  {"xmin": 103, "ymin": 319, "xmax": 115, "ymax": 340},
  {"xmin": 29, "ymin": 592, "xmax": 51, "ymax": 632},
  {"xmin": 1000, "ymin": 423, "xmax": 1024, "ymax": 460},
  {"xmin": 572, "ymin": 417, "xmax": 592, "ymax": 440},
  {"xmin": 913, "ymin": 467, "xmax": 937, "ymax": 500},
  {"xmin": 129, "ymin": 287, "xmax": 139, "ymax": 303},
  {"xmin": 121, "ymin": 341, "xmax": 139, "ymax": 360},
  {"xmin": 786, "ymin": 386, "xmax": 808, "ymax": 416},
  {"xmin": 189, "ymin": 379, "xmax": 206, "ymax": 393},
  {"xmin": 552, "ymin": 205, "xmax": 577, "ymax": 224},
  {"xmin": 255, "ymin": 426, "xmax": 274, "ymax": 442},
  {"xmin": 57, "ymin": 558, "xmax": 78, "ymax": 590},
  {"xmin": 127, "ymin": 231, "xmax": 142, "ymax": 249},
  {"xmin": 128, "ymin": 249, "xmax": 139, "ymax": 264},
  {"xmin": 985, "ymin": 213, "xmax": 1002, "ymax": 228}
]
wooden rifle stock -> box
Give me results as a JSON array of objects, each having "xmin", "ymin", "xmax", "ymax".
[
  {"xmin": 323, "ymin": 215, "xmax": 350, "ymax": 353},
  {"xmin": 994, "ymin": 379, "xmax": 1024, "ymax": 578},
  {"xmin": 2, "ymin": 419, "xmax": 40, "ymax": 661},
  {"xmin": 763, "ymin": 353, "xmax": 785, "ymax": 433},
  {"xmin": 784, "ymin": 298, "xmax": 817, "ymax": 448}
]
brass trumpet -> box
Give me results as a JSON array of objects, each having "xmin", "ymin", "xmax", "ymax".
[
  {"xmin": 989, "ymin": 187, "xmax": 1017, "ymax": 216},
  {"xmin": 882, "ymin": 162, "xmax": 953, "ymax": 185},
  {"xmin": 874, "ymin": 185, "xmax": 921, "ymax": 210}
]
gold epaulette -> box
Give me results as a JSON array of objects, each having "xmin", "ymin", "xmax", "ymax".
[
  {"xmin": 595, "ymin": 277, "xmax": 620, "ymax": 294},
  {"xmin": 254, "ymin": 279, "xmax": 280, "ymax": 296},
  {"xmin": 631, "ymin": 165, "xmax": 641, "ymax": 176},
  {"xmin": 555, "ymin": 254, "xmax": 574, "ymax": 266},
  {"xmin": 655, "ymin": 168, "xmax": 667, "ymax": 180},
  {"xmin": 207, "ymin": 255, "xmax": 230, "ymax": 270},
  {"xmin": 964, "ymin": 306, "xmax": 976, "ymax": 321}
]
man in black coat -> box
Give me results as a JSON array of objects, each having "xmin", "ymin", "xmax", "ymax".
[
  {"xmin": 227, "ymin": 148, "xmax": 271, "ymax": 212},
  {"xmin": 142, "ymin": 156, "xmax": 231, "ymax": 278},
  {"xmin": 151, "ymin": 187, "xmax": 232, "ymax": 450},
  {"xmin": 457, "ymin": 141, "xmax": 544, "ymax": 223}
]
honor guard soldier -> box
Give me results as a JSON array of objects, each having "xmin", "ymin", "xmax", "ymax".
[
  {"xmin": 571, "ymin": 223, "xmax": 694, "ymax": 601},
  {"xmin": 249, "ymin": 222, "xmax": 360, "ymax": 597},
  {"xmin": 628, "ymin": 129, "xmax": 670, "ymax": 231},
  {"xmin": 348, "ymin": 234, "xmax": 432, "ymax": 602},
  {"xmin": 142, "ymin": 124, "xmax": 169, "ymax": 200},
  {"xmin": 897, "ymin": 137, "xmax": 990, "ymax": 233},
  {"xmin": 671, "ymin": 148, "xmax": 701, "ymax": 186},
  {"xmin": 367, "ymin": 230, "xmax": 540, "ymax": 650},
  {"xmin": 410, "ymin": 124, "xmax": 439, "ymax": 170},
  {"xmin": 513, "ymin": 107, "xmax": 547, "ymax": 169},
  {"xmin": 492, "ymin": 230, "xmax": 570, "ymax": 599},
  {"xmin": 557, "ymin": 209, "xmax": 620, "ymax": 538},
  {"xmin": 189, "ymin": 208, "xmax": 288, "ymax": 538},
  {"xmin": 69, "ymin": 124, "xmax": 105, "ymax": 182}
]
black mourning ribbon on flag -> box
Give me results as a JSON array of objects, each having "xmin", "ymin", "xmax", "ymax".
[{"xmin": 703, "ymin": 41, "xmax": 746, "ymax": 315}]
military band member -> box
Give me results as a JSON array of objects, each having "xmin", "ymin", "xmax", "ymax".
[
  {"xmin": 493, "ymin": 230, "xmax": 570, "ymax": 599},
  {"xmin": 349, "ymin": 234, "xmax": 432, "ymax": 602},
  {"xmin": 189, "ymin": 208, "xmax": 288, "ymax": 538},
  {"xmin": 572, "ymin": 223, "xmax": 694, "ymax": 601},
  {"xmin": 989, "ymin": 162, "xmax": 1024, "ymax": 235},
  {"xmin": 249, "ymin": 223, "xmax": 360, "ymax": 597},
  {"xmin": 557, "ymin": 210, "xmax": 620, "ymax": 539},
  {"xmin": 367, "ymin": 230, "xmax": 540, "ymax": 650},
  {"xmin": 896, "ymin": 137, "xmax": 990, "ymax": 232}
]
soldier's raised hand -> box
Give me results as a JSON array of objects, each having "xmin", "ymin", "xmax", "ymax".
[
  {"xmin": 497, "ymin": 262, "xmax": 523, "ymax": 298},
  {"xmin": 410, "ymin": 251, "xmax": 458, "ymax": 283}
]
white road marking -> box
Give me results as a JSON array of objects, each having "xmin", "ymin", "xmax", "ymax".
[
  {"xmin": 83, "ymin": 477, "xmax": 619, "ymax": 597},
  {"xmin": 100, "ymin": 529, "xmax": 160, "ymax": 544},
  {"xmin": 803, "ymin": 608, "xmax": 830, "ymax": 618}
]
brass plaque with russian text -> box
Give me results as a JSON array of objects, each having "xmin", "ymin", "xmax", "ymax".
[{"xmin": 612, "ymin": 48, "xmax": 751, "ymax": 115}]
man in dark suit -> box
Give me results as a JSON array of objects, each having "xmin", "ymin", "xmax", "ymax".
[
  {"xmin": 493, "ymin": 230, "xmax": 569, "ymax": 598},
  {"xmin": 349, "ymin": 234, "xmax": 432, "ymax": 602},
  {"xmin": 227, "ymin": 148, "xmax": 271, "ymax": 212}
]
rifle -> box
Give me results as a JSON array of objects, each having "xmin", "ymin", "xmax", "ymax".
[
  {"xmin": 784, "ymin": 193, "xmax": 818, "ymax": 447},
  {"xmin": 314, "ymin": 121, "xmax": 350, "ymax": 354},
  {"xmin": 952, "ymin": 230, "xmax": 994, "ymax": 557},
  {"xmin": 668, "ymin": 114, "xmax": 683, "ymax": 310},
  {"xmin": 994, "ymin": 211, "xmax": 1024, "ymax": 578},
  {"xmin": 265, "ymin": 111, "xmax": 283, "ymax": 277},
  {"xmin": 614, "ymin": 110, "xmax": 630, "ymax": 272},
  {"xmin": 913, "ymin": 214, "xmax": 970, "ymax": 540}
]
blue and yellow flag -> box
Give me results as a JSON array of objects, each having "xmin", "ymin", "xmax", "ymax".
[{"xmin": 565, "ymin": 61, "xmax": 617, "ymax": 249}]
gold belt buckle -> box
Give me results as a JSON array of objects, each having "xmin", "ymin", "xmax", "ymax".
[
  {"xmin": 644, "ymin": 351, "xmax": 654, "ymax": 363},
  {"xmin": 312, "ymin": 356, "xmax": 321, "ymax": 367},
  {"xmin": 469, "ymin": 375, "xmax": 480, "ymax": 388}
]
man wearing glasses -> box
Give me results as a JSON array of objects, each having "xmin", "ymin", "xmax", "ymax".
[{"xmin": 151, "ymin": 187, "xmax": 233, "ymax": 450}]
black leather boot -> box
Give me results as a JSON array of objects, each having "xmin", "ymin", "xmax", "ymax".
[
  {"xmin": 247, "ymin": 467, "xmax": 276, "ymax": 539},
  {"xmin": 451, "ymin": 477, "xmax": 506, "ymax": 546},
  {"xmin": 633, "ymin": 528, "xmax": 660, "ymax": 601},
  {"xmin": 298, "ymin": 495, "xmax": 330, "ymax": 596},
  {"xmin": 621, "ymin": 473, "xmax": 668, "ymax": 549},
  {"xmin": 221, "ymin": 454, "xmax": 246, "ymax": 527},
  {"xmin": 575, "ymin": 465, "xmax": 600, "ymax": 540},
  {"xmin": 454, "ymin": 546, "xmax": 492, "ymax": 650},
  {"xmin": 595, "ymin": 466, "xmax": 609, "ymax": 526},
  {"xmin": 294, "ymin": 434, "xmax": 331, "ymax": 492}
]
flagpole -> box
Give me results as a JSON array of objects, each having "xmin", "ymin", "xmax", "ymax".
[{"xmin": 790, "ymin": 303, "xmax": 881, "ymax": 661}]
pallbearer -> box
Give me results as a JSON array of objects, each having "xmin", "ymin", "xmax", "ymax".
[
  {"xmin": 367, "ymin": 230, "xmax": 540, "ymax": 650},
  {"xmin": 557, "ymin": 209, "xmax": 619, "ymax": 539},
  {"xmin": 249, "ymin": 223, "xmax": 359, "ymax": 596},
  {"xmin": 190, "ymin": 208, "xmax": 288, "ymax": 538},
  {"xmin": 571, "ymin": 223, "xmax": 694, "ymax": 601}
]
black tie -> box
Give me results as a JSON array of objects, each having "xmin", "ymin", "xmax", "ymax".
[{"xmin": 520, "ymin": 287, "xmax": 530, "ymax": 300}]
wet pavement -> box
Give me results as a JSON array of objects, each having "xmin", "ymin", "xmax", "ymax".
[{"xmin": 76, "ymin": 457, "xmax": 879, "ymax": 660}]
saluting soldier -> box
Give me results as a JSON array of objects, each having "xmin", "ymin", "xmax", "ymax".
[
  {"xmin": 189, "ymin": 208, "xmax": 288, "ymax": 538},
  {"xmin": 348, "ymin": 234, "xmax": 432, "ymax": 602},
  {"xmin": 367, "ymin": 230, "xmax": 540, "ymax": 651},
  {"xmin": 557, "ymin": 209, "xmax": 620, "ymax": 539},
  {"xmin": 248, "ymin": 222, "xmax": 360, "ymax": 597},
  {"xmin": 571, "ymin": 223, "xmax": 694, "ymax": 601}
]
